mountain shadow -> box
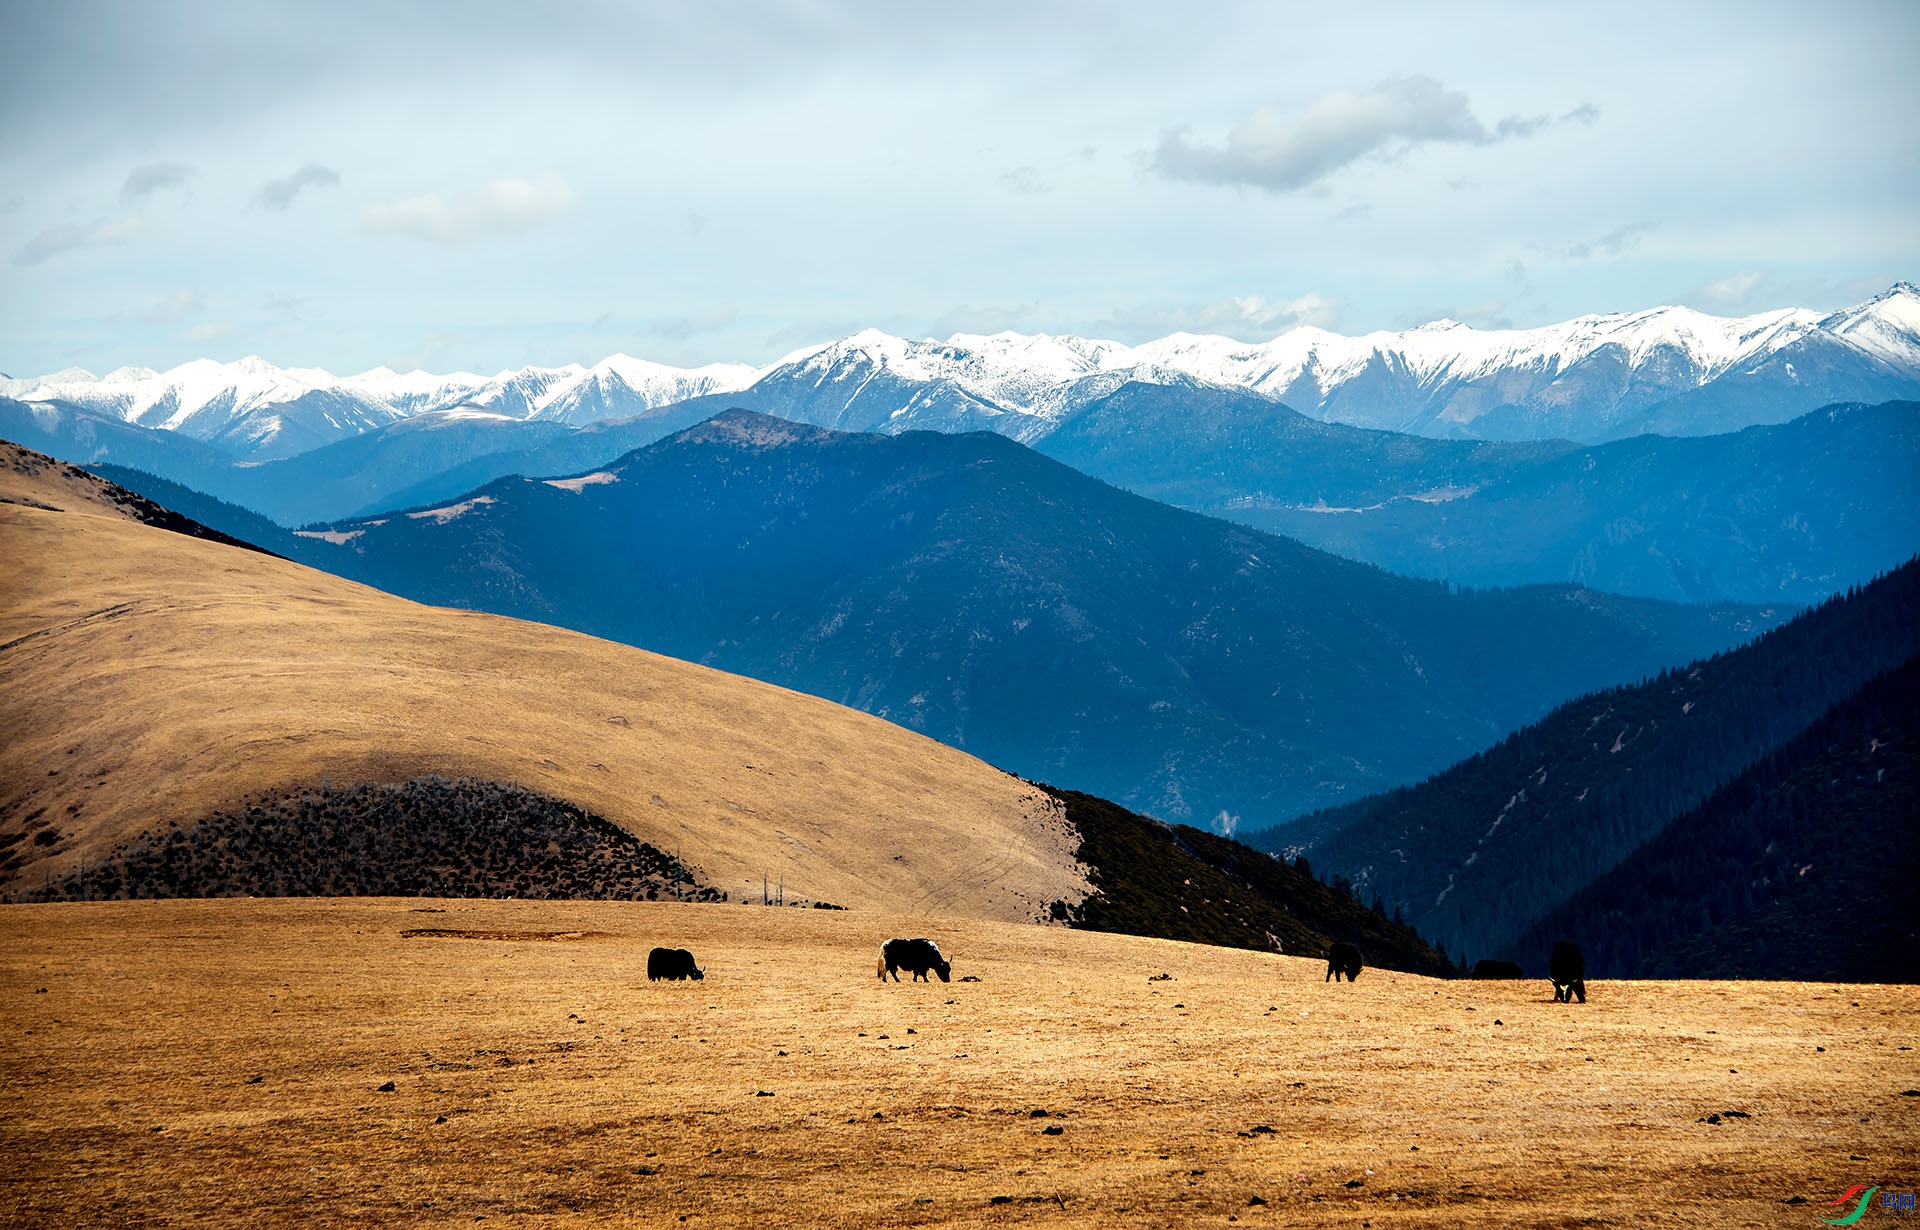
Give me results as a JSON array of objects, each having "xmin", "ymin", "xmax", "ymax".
[
  {"xmin": 1509, "ymin": 655, "xmax": 1919, "ymax": 983},
  {"xmin": 1042, "ymin": 785, "xmax": 1454, "ymax": 976},
  {"xmin": 1246, "ymin": 559, "xmax": 1920, "ymax": 966}
]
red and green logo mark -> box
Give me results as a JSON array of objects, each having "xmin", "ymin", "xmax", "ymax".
[{"xmin": 1824, "ymin": 1185, "xmax": 1880, "ymax": 1225}]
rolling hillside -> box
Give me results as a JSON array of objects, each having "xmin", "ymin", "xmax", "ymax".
[
  {"xmin": 1247, "ymin": 558, "xmax": 1920, "ymax": 965},
  {"xmin": 0, "ymin": 442, "xmax": 1090, "ymax": 922},
  {"xmin": 292, "ymin": 410, "xmax": 1786, "ymax": 827},
  {"xmin": 0, "ymin": 442, "xmax": 1452, "ymax": 971}
]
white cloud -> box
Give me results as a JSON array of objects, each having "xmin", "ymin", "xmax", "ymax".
[
  {"xmin": 360, "ymin": 174, "xmax": 578, "ymax": 248},
  {"xmin": 142, "ymin": 288, "xmax": 204, "ymax": 324},
  {"xmin": 998, "ymin": 165, "xmax": 1050, "ymax": 194},
  {"xmin": 931, "ymin": 303, "xmax": 1036, "ymax": 336},
  {"xmin": 1564, "ymin": 221, "xmax": 1652, "ymax": 260},
  {"xmin": 647, "ymin": 308, "xmax": 736, "ymax": 341},
  {"xmin": 1152, "ymin": 76, "xmax": 1589, "ymax": 194},
  {"xmin": 254, "ymin": 163, "xmax": 341, "ymax": 210},
  {"xmin": 122, "ymin": 161, "xmax": 196, "ymax": 199},
  {"xmin": 1698, "ymin": 269, "xmax": 1770, "ymax": 306},
  {"xmin": 1100, "ymin": 293, "xmax": 1338, "ymax": 342},
  {"xmin": 181, "ymin": 321, "xmax": 234, "ymax": 342},
  {"xmin": 12, "ymin": 217, "xmax": 144, "ymax": 266},
  {"xmin": 765, "ymin": 316, "xmax": 869, "ymax": 353}
]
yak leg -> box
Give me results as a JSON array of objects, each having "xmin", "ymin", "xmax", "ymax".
[{"xmin": 1573, "ymin": 980, "xmax": 1586, "ymax": 1003}]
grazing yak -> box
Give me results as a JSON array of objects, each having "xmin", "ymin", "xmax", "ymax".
[
  {"xmin": 1324, "ymin": 942, "xmax": 1363, "ymax": 982},
  {"xmin": 1472, "ymin": 959, "xmax": 1525, "ymax": 980},
  {"xmin": 878, "ymin": 937, "xmax": 951, "ymax": 982},
  {"xmin": 647, "ymin": 947, "xmax": 703, "ymax": 981},
  {"xmin": 1549, "ymin": 941, "xmax": 1586, "ymax": 1003}
]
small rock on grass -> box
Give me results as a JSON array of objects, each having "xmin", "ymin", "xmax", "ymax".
[
  {"xmin": 377, "ymin": 1081, "xmax": 397, "ymax": 1092},
  {"xmin": 1041, "ymin": 1125, "xmax": 1063, "ymax": 1136}
]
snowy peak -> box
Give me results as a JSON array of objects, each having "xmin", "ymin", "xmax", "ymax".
[
  {"xmin": 8, "ymin": 284, "xmax": 1917, "ymax": 453},
  {"xmin": 1817, "ymin": 282, "xmax": 1920, "ymax": 368}
]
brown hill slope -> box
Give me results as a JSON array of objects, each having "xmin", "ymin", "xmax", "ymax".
[{"xmin": 0, "ymin": 443, "xmax": 1089, "ymax": 920}]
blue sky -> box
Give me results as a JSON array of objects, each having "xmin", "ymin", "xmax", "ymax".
[{"xmin": 2, "ymin": 0, "xmax": 1915, "ymax": 377}]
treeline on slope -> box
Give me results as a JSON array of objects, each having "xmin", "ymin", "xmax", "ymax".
[
  {"xmin": 1245, "ymin": 557, "xmax": 1920, "ymax": 967},
  {"xmin": 1040, "ymin": 786, "xmax": 1455, "ymax": 977},
  {"xmin": 3, "ymin": 446, "xmax": 281, "ymax": 559},
  {"xmin": 87, "ymin": 463, "xmax": 311, "ymax": 556},
  {"xmin": 6, "ymin": 777, "xmax": 721, "ymax": 904},
  {"xmin": 1511, "ymin": 655, "xmax": 1920, "ymax": 983}
]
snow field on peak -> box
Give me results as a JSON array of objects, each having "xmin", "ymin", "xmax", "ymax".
[{"xmin": 8, "ymin": 284, "xmax": 1916, "ymax": 451}]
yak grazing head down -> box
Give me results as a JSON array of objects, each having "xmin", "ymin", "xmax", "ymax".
[{"xmin": 933, "ymin": 958, "xmax": 952, "ymax": 982}]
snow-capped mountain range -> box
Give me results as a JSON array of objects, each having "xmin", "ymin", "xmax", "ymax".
[{"xmin": 6, "ymin": 284, "xmax": 1917, "ymax": 459}]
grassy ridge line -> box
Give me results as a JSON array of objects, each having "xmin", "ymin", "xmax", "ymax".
[
  {"xmin": 2, "ymin": 446, "xmax": 281, "ymax": 558},
  {"xmin": 1041, "ymin": 785, "xmax": 1455, "ymax": 977}
]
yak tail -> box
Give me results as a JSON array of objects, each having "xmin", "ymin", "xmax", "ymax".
[{"xmin": 877, "ymin": 951, "xmax": 887, "ymax": 980}]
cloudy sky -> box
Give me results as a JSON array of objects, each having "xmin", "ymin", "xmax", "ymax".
[{"xmin": 2, "ymin": 0, "xmax": 1915, "ymax": 377}]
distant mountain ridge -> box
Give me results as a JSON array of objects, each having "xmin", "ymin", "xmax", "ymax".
[
  {"xmin": 267, "ymin": 410, "xmax": 1787, "ymax": 829},
  {"xmin": 1039, "ymin": 385, "xmax": 1920, "ymax": 606},
  {"xmin": 8, "ymin": 284, "xmax": 1917, "ymax": 456},
  {"xmin": 16, "ymin": 387, "xmax": 1913, "ymax": 608}
]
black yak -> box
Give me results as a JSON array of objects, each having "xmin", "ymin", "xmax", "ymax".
[
  {"xmin": 1472, "ymin": 959, "xmax": 1524, "ymax": 980},
  {"xmin": 878, "ymin": 937, "xmax": 950, "ymax": 982},
  {"xmin": 1325, "ymin": 942, "xmax": 1363, "ymax": 982},
  {"xmin": 647, "ymin": 947, "xmax": 703, "ymax": 981},
  {"xmin": 1549, "ymin": 941, "xmax": 1586, "ymax": 1003}
]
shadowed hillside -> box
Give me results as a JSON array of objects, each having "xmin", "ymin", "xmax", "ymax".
[
  {"xmin": 1041, "ymin": 786, "xmax": 1454, "ymax": 977},
  {"xmin": 1248, "ymin": 558, "xmax": 1920, "ymax": 966},
  {"xmin": 1510, "ymin": 656, "xmax": 1920, "ymax": 982}
]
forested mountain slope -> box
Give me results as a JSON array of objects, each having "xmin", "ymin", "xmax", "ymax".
[
  {"xmin": 1244, "ymin": 559, "xmax": 1920, "ymax": 964},
  {"xmin": 1510, "ymin": 655, "xmax": 1919, "ymax": 983}
]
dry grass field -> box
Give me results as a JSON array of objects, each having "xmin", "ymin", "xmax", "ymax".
[
  {"xmin": 0, "ymin": 445, "xmax": 1085, "ymax": 920},
  {"xmin": 3, "ymin": 898, "xmax": 1915, "ymax": 1228}
]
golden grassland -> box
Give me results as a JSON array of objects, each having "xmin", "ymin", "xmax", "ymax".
[
  {"xmin": 0, "ymin": 446, "xmax": 1086, "ymax": 919},
  {"xmin": 3, "ymin": 897, "xmax": 1915, "ymax": 1228}
]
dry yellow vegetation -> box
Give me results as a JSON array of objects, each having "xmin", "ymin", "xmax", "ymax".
[
  {"xmin": 3, "ymin": 897, "xmax": 1914, "ymax": 1227},
  {"xmin": 0, "ymin": 444, "xmax": 1087, "ymax": 919}
]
